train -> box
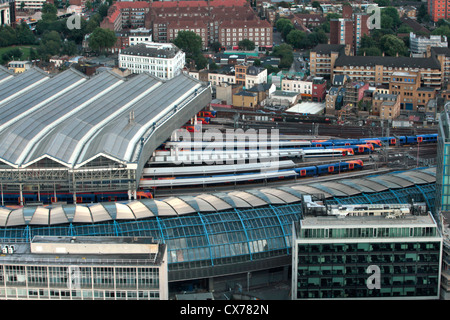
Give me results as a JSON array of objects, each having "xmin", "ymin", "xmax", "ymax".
[
  {"xmin": 140, "ymin": 159, "xmax": 364, "ymax": 188},
  {"xmin": 197, "ymin": 111, "xmax": 217, "ymax": 118},
  {"xmin": 140, "ymin": 160, "xmax": 364, "ymax": 188},
  {"xmin": 311, "ymin": 134, "xmax": 437, "ymax": 147},
  {"xmin": 376, "ymin": 134, "xmax": 438, "ymax": 146}
]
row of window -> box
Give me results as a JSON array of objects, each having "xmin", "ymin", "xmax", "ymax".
[
  {"xmin": 299, "ymin": 226, "xmax": 438, "ymax": 239},
  {"xmin": 0, "ymin": 265, "xmax": 160, "ymax": 290},
  {"xmin": 0, "ymin": 288, "xmax": 160, "ymax": 300}
]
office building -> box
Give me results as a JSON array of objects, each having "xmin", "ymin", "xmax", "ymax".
[
  {"xmin": 0, "ymin": 0, "xmax": 14, "ymax": 26},
  {"xmin": 292, "ymin": 203, "xmax": 443, "ymax": 299},
  {"xmin": 372, "ymin": 93, "xmax": 400, "ymax": 120},
  {"xmin": 14, "ymin": 0, "xmax": 44, "ymax": 11},
  {"xmin": 309, "ymin": 44, "xmax": 346, "ymax": 79},
  {"xmin": 410, "ymin": 33, "xmax": 448, "ymax": 56},
  {"xmin": 428, "ymin": 0, "xmax": 450, "ymax": 22},
  {"xmin": 333, "ymin": 55, "xmax": 442, "ymax": 88},
  {"xmin": 329, "ymin": 4, "xmax": 369, "ymax": 54},
  {"xmin": 0, "ymin": 236, "xmax": 168, "ymax": 300},
  {"xmin": 428, "ymin": 46, "xmax": 450, "ymax": 85},
  {"xmin": 119, "ymin": 42, "xmax": 185, "ymax": 79},
  {"xmin": 436, "ymin": 103, "xmax": 450, "ymax": 224}
]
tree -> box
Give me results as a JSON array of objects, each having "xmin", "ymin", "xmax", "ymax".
[
  {"xmin": 272, "ymin": 43, "xmax": 293, "ymax": 69},
  {"xmin": 88, "ymin": 27, "xmax": 116, "ymax": 53},
  {"xmin": 275, "ymin": 18, "xmax": 294, "ymax": 40},
  {"xmin": 98, "ymin": 3, "xmax": 110, "ymax": 19},
  {"xmin": 380, "ymin": 34, "xmax": 408, "ymax": 56},
  {"xmin": 37, "ymin": 30, "xmax": 63, "ymax": 58},
  {"xmin": 193, "ymin": 52, "xmax": 207, "ymax": 70},
  {"xmin": 0, "ymin": 25, "xmax": 17, "ymax": 47},
  {"xmin": 326, "ymin": 13, "xmax": 341, "ymax": 21},
  {"xmin": 29, "ymin": 47, "xmax": 38, "ymax": 61},
  {"xmin": 15, "ymin": 22, "xmax": 36, "ymax": 45},
  {"xmin": 173, "ymin": 31, "xmax": 204, "ymax": 70},
  {"xmin": 360, "ymin": 34, "xmax": 377, "ymax": 49},
  {"xmin": 417, "ymin": 4, "xmax": 430, "ymax": 23},
  {"xmin": 286, "ymin": 30, "xmax": 306, "ymax": 49},
  {"xmin": 397, "ymin": 24, "xmax": 413, "ymax": 34},
  {"xmin": 209, "ymin": 41, "xmax": 222, "ymax": 53},
  {"xmin": 432, "ymin": 25, "xmax": 450, "ymax": 39},
  {"xmin": 238, "ymin": 39, "xmax": 255, "ymax": 51},
  {"xmin": 62, "ymin": 40, "xmax": 78, "ymax": 56},
  {"xmin": 381, "ymin": 7, "xmax": 401, "ymax": 29},
  {"xmin": 358, "ymin": 47, "xmax": 382, "ymax": 56},
  {"xmin": 173, "ymin": 31, "xmax": 202, "ymax": 56},
  {"xmin": 41, "ymin": 3, "xmax": 58, "ymax": 22}
]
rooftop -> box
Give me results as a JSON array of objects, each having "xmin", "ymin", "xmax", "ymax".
[
  {"xmin": 311, "ymin": 44, "xmax": 346, "ymax": 55},
  {"xmin": 334, "ymin": 55, "xmax": 441, "ymax": 69},
  {"xmin": 0, "ymin": 66, "xmax": 210, "ymax": 170},
  {"xmin": 120, "ymin": 42, "xmax": 182, "ymax": 58}
]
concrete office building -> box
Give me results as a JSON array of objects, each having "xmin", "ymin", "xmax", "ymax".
[
  {"xmin": 292, "ymin": 203, "xmax": 443, "ymax": 299},
  {"xmin": 0, "ymin": 236, "xmax": 168, "ymax": 300},
  {"xmin": 410, "ymin": 32, "xmax": 448, "ymax": 56},
  {"xmin": 436, "ymin": 103, "xmax": 450, "ymax": 225},
  {"xmin": 0, "ymin": 0, "xmax": 14, "ymax": 27},
  {"xmin": 119, "ymin": 42, "xmax": 185, "ymax": 80}
]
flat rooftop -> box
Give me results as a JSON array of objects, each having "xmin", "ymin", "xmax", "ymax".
[
  {"xmin": 0, "ymin": 236, "xmax": 165, "ymax": 266},
  {"xmin": 300, "ymin": 212, "xmax": 437, "ymax": 228}
]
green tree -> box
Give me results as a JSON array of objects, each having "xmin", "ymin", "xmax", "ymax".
[
  {"xmin": 88, "ymin": 27, "xmax": 117, "ymax": 53},
  {"xmin": 173, "ymin": 30, "xmax": 203, "ymax": 57},
  {"xmin": 432, "ymin": 25, "xmax": 450, "ymax": 39},
  {"xmin": 358, "ymin": 47, "xmax": 382, "ymax": 56},
  {"xmin": 173, "ymin": 31, "xmax": 204, "ymax": 70},
  {"xmin": 417, "ymin": 4, "xmax": 430, "ymax": 23},
  {"xmin": 15, "ymin": 22, "xmax": 36, "ymax": 45},
  {"xmin": 380, "ymin": 34, "xmax": 408, "ymax": 56},
  {"xmin": 381, "ymin": 7, "xmax": 401, "ymax": 29},
  {"xmin": 41, "ymin": 2, "xmax": 58, "ymax": 21},
  {"xmin": 286, "ymin": 29, "xmax": 306, "ymax": 49},
  {"xmin": 62, "ymin": 40, "xmax": 78, "ymax": 56},
  {"xmin": 360, "ymin": 34, "xmax": 377, "ymax": 49},
  {"xmin": 397, "ymin": 24, "xmax": 413, "ymax": 34},
  {"xmin": 37, "ymin": 30, "xmax": 63, "ymax": 58},
  {"xmin": 374, "ymin": 0, "xmax": 390, "ymax": 6},
  {"xmin": 98, "ymin": 3, "xmax": 110, "ymax": 19},
  {"xmin": 272, "ymin": 43, "xmax": 293, "ymax": 69},
  {"xmin": 29, "ymin": 47, "xmax": 38, "ymax": 61},
  {"xmin": 209, "ymin": 41, "xmax": 222, "ymax": 53},
  {"xmin": 275, "ymin": 18, "xmax": 294, "ymax": 40},
  {"xmin": 193, "ymin": 52, "xmax": 207, "ymax": 70},
  {"xmin": 238, "ymin": 39, "xmax": 255, "ymax": 51},
  {"xmin": 326, "ymin": 13, "xmax": 341, "ymax": 21},
  {"xmin": 0, "ymin": 25, "xmax": 17, "ymax": 47},
  {"xmin": 381, "ymin": 14, "xmax": 394, "ymax": 30}
]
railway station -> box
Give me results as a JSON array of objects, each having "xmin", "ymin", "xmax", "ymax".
[{"xmin": 0, "ymin": 66, "xmax": 443, "ymax": 300}]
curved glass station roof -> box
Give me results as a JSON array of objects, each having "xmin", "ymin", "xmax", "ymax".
[{"xmin": 0, "ymin": 167, "xmax": 436, "ymax": 275}]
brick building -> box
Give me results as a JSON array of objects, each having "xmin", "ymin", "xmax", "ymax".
[{"xmin": 329, "ymin": 4, "xmax": 369, "ymax": 54}]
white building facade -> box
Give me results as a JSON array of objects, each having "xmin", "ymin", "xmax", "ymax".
[
  {"xmin": 119, "ymin": 42, "xmax": 185, "ymax": 80},
  {"xmin": 410, "ymin": 32, "xmax": 448, "ymax": 55}
]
